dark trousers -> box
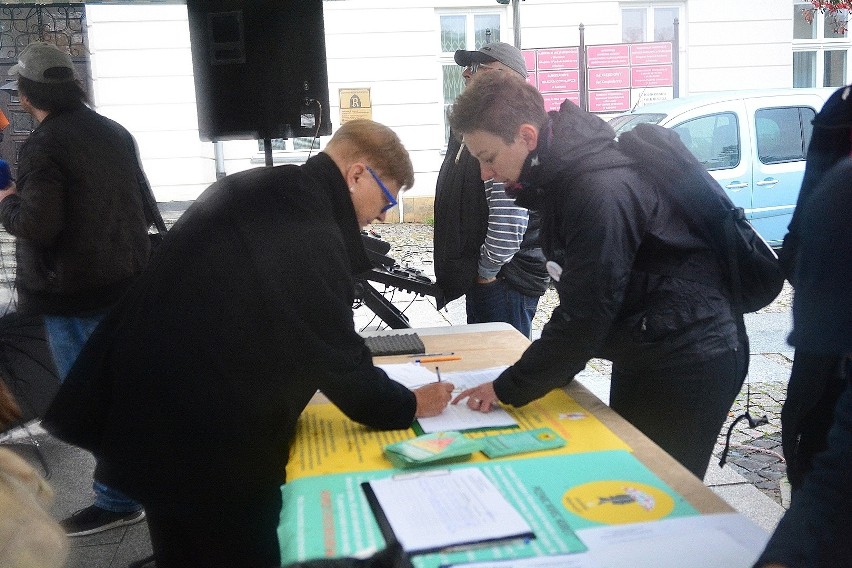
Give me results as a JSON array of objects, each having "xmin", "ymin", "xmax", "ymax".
[
  {"xmin": 144, "ymin": 487, "xmax": 282, "ymax": 568},
  {"xmin": 466, "ymin": 279, "xmax": 539, "ymax": 339},
  {"xmin": 781, "ymin": 352, "xmax": 847, "ymax": 491},
  {"xmin": 609, "ymin": 348, "xmax": 745, "ymax": 479}
]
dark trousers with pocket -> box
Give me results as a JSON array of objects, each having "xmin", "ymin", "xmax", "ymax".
[{"xmin": 609, "ymin": 347, "xmax": 746, "ymax": 479}]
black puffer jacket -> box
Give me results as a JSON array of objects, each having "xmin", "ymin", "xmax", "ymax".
[
  {"xmin": 495, "ymin": 101, "xmax": 739, "ymax": 406},
  {"xmin": 0, "ymin": 103, "xmax": 150, "ymax": 315},
  {"xmin": 433, "ymin": 133, "xmax": 548, "ymax": 307}
]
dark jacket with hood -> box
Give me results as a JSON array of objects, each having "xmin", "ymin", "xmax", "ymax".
[
  {"xmin": 43, "ymin": 153, "xmax": 417, "ymax": 505},
  {"xmin": 494, "ymin": 101, "xmax": 740, "ymax": 407},
  {"xmin": 433, "ymin": 133, "xmax": 549, "ymax": 307},
  {"xmin": 0, "ymin": 103, "xmax": 150, "ymax": 315}
]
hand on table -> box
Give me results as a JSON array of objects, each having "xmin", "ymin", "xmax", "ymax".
[
  {"xmin": 413, "ymin": 382, "xmax": 455, "ymax": 417},
  {"xmin": 452, "ymin": 381, "xmax": 498, "ymax": 412}
]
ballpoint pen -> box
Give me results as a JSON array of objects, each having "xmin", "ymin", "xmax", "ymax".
[
  {"xmin": 407, "ymin": 352, "xmax": 455, "ymax": 358},
  {"xmin": 435, "ymin": 367, "xmax": 442, "ymax": 383}
]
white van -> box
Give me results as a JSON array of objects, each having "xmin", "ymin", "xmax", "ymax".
[{"xmin": 609, "ymin": 88, "xmax": 834, "ymax": 246}]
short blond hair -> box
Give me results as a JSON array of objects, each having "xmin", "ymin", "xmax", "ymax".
[{"xmin": 325, "ymin": 120, "xmax": 415, "ymax": 190}]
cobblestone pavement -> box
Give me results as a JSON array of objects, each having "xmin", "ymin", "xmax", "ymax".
[{"xmin": 368, "ymin": 221, "xmax": 791, "ymax": 507}]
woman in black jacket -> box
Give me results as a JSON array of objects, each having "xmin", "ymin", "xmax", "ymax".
[{"xmin": 449, "ymin": 72, "xmax": 746, "ymax": 479}]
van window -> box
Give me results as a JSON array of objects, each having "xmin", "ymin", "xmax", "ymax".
[
  {"xmin": 755, "ymin": 106, "xmax": 818, "ymax": 164},
  {"xmin": 671, "ymin": 112, "xmax": 740, "ymax": 170},
  {"xmin": 609, "ymin": 113, "xmax": 666, "ymax": 135}
]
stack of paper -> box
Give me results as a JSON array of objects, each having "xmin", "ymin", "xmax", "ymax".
[{"xmin": 362, "ymin": 467, "xmax": 535, "ymax": 555}]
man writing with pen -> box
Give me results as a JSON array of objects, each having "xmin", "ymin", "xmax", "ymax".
[{"xmin": 41, "ymin": 119, "xmax": 455, "ymax": 567}]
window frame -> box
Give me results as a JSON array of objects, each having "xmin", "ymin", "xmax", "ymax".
[
  {"xmin": 793, "ymin": 1, "xmax": 851, "ymax": 88},
  {"xmin": 755, "ymin": 105, "xmax": 817, "ymax": 165},
  {"xmin": 620, "ymin": 3, "xmax": 684, "ymax": 44},
  {"xmin": 438, "ymin": 8, "xmax": 506, "ymax": 146},
  {"xmin": 669, "ymin": 112, "xmax": 741, "ymax": 171}
]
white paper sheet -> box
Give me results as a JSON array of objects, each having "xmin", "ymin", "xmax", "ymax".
[
  {"xmin": 444, "ymin": 512, "xmax": 768, "ymax": 568},
  {"xmin": 378, "ymin": 362, "xmax": 438, "ymax": 389},
  {"xmin": 577, "ymin": 512, "xmax": 770, "ymax": 568},
  {"xmin": 364, "ymin": 467, "xmax": 533, "ymax": 554},
  {"xmin": 424, "ymin": 366, "xmax": 518, "ymax": 433},
  {"xmin": 378, "ymin": 364, "xmax": 518, "ymax": 433}
]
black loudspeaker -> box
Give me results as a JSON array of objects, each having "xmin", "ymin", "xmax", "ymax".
[{"xmin": 187, "ymin": 0, "xmax": 331, "ymax": 141}]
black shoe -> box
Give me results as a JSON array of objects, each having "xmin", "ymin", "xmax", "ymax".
[{"xmin": 61, "ymin": 504, "xmax": 146, "ymax": 536}]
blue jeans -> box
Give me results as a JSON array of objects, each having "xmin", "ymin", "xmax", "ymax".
[
  {"xmin": 465, "ymin": 279, "xmax": 539, "ymax": 339},
  {"xmin": 44, "ymin": 313, "xmax": 143, "ymax": 513}
]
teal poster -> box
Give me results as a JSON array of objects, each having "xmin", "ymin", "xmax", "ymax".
[{"xmin": 278, "ymin": 450, "xmax": 698, "ymax": 567}]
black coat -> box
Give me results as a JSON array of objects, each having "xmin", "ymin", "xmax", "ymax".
[
  {"xmin": 757, "ymin": 160, "xmax": 852, "ymax": 563},
  {"xmin": 0, "ymin": 103, "xmax": 150, "ymax": 315},
  {"xmin": 778, "ymin": 86, "xmax": 852, "ymax": 491},
  {"xmin": 433, "ymin": 133, "xmax": 548, "ymax": 307},
  {"xmin": 43, "ymin": 153, "xmax": 416, "ymax": 505},
  {"xmin": 495, "ymin": 101, "xmax": 739, "ymax": 406}
]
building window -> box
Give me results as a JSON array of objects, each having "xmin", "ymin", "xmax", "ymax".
[
  {"xmin": 256, "ymin": 137, "xmax": 320, "ymax": 153},
  {"xmin": 440, "ymin": 11, "xmax": 502, "ymax": 143},
  {"xmin": 621, "ymin": 5, "xmax": 681, "ymax": 43},
  {"xmin": 793, "ymin": 2, "xmax": 850, "ymax": 87}
]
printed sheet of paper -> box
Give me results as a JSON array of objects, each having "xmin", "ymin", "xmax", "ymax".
[
  {"xmin": 380, "ymin": 364, "xmax": 519, "ymax": 433},
  {"xmin": 575, "ymin": 512, "xmax": 770, "ymax": 568},
  {"xmin": 364, "ymin": 467, "xmax": 534, "ymax": 554},
  {"xmin": 378, "ymin": 362, "xmax": 439, "ymax": 389}
]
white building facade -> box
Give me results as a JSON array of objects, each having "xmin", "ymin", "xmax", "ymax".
[{"xmin": 77, "ymin": 0, "xmax": 850, "ymax": 220}]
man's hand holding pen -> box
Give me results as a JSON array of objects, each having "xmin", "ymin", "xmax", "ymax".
[{"xmin": 413, "ymin": 381, "xmax": 455, "ymax": 417}]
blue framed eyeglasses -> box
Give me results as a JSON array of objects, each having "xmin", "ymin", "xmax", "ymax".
[{"xmin": 366, "ymin": 166, "xmax": 397, "ymax": 213}]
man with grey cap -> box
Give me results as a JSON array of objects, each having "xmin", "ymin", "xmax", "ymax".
[
  {"xmin": 0, "ymin": 41, "xmax": 153, "ymax": 536},
  {"xmin": 434, "ymin": 42, "xmax": 548, "ymax": 339}
]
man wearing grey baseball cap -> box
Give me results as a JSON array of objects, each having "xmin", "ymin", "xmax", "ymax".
[
  {"xmin": 434, "ymin": 42, "xmax": 548, "ymax": 339},
  {"xmin": 0, "ymin": 41, "xmax": 154, "ymax": 537},
  {"xmin": 453, "ymin": 41, "xmax": 530, "ymax": 78}
]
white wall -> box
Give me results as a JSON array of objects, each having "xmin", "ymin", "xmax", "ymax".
[
  {"xmin": 82, "ymin": 0, "xmax": 835, "ymax": 206},
  {"xmin": 85, "ymin": 3, "xmax": 215, "ymax": 202},
  {"xmin": 686, "ymin": 0, "xmax": 794, "ymax": 94}
]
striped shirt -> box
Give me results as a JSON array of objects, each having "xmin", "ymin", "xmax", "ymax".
[{"xmin": 478, "ymin": 180, "xmax": 530, "ymax": 279}]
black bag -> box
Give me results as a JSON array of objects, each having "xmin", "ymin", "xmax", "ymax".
[{"xmin": 618, "ymin": 123, "xmax": 784, "ymax": 314}]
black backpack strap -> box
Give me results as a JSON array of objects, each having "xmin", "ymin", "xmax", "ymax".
[
  {"xmin": 130, "ymin": 136, "xmax": 167, "ymax": 235},
  {"xmin": 138, "ymin": 166, "xmax": 167, "ymax": 235}
]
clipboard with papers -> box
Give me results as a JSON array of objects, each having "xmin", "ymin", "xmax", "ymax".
[{"xmin": 361, "ymin": 467, "xmax": 535, "ymax": 555}]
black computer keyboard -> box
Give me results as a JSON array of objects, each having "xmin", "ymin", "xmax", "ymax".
[{"xmin": 363, "ymin": 332, "xmax": 426, "ymax": 357}]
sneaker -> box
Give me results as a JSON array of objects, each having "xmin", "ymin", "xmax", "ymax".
[{"xmin": 61, "ymin": 504, "xmax": 146, "ymax": 537}]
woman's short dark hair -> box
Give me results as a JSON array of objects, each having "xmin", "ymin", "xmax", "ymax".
[
  {"xmin": 448, "ymin": 72, "xmax": 548, "ymax": 144},
  {"xmin": 17, "ymin": 76, "xmax": 89, "ymax": 113}
]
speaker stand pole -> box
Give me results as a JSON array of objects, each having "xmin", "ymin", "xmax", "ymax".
[{"xmin": 263, "ymin": 138, "xmax": 273, "ymax": 167}]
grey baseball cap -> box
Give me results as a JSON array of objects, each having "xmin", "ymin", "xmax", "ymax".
[
  {"xmin": 454, "ymin": 42, "xmax": 528, "ymax": 78},
  {"xmin": 6, "ymin": 42, "xmax": 76, "ymax": 88}
]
